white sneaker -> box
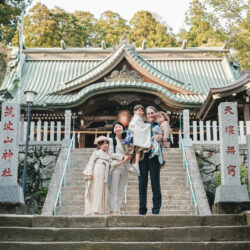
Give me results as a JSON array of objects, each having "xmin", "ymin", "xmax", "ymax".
[
  {"xmin": 132, "ymin": 163, "xmax": 140, "ymax": 176},
  {"xmin": 127, "ymin": 164, "xmax": 140, "ymax": 176}
]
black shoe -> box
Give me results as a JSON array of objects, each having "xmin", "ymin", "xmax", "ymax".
[{"xmin": 160, "ymin": 160, "xmax": 166, "ymax": 168}]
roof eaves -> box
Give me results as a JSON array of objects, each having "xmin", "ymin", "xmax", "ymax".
[{"xmin": 45, "ymin": 81, "xmax": 204, "ymax": 107}]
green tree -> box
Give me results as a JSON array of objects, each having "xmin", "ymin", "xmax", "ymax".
[
  {"xmin": 51, "ymin": 7, "xmax": 83, "ymax": 47},
  {"xmin": 0, "ymin": 1, "xmax": 31, "ymax": 86},
  {"xmin": 95, "ymin": 11, "xmax": 130, "ymax": 47},
  {"xmin": 12, "ymin": 3, "xmax": 100, "ymax": 48},
  {"xmin": 184, "ymin": 0, "xmax": 222, "ymax": 47},
  {"xmin": 12, "ymin": 2, "xmax": 59, "ymax": 47},
  {"xmin": 129, "ymin": 11, "xmax": 176, "ymax": 48},
  {"xmin": 205, "ymin": 0, "xmax": 250, "ymax": 69},
  {"xmin": 0, "ymin": 42, "xmax": 7, "ymax": 86},
  {"xmin": 0, "ymin": 0, "xmax": 31, "ymax": 43},
  {"xmin": 75, "ymin": 11, "xmax": 97, "ymax": 47}
]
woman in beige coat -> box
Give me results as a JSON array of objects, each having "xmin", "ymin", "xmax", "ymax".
[
  {"xmin": 83, "ymin": 136, "xmax": 123, "ymax": 216},
  {"xmin": 108, "ymin": 121, "xmax": 131, "ymax": 214}
]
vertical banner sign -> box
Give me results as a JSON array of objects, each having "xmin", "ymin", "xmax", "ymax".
[
  {"xmin": 0, "ymin": 103, "xmax": 20, "ymax": 185},
  {"xmin": 218, "ymin": 102, "xmax": 240, "ymax": 185},
  {"xmin": 65, "ymin": 110, "xmax": 71, "ymax": 146},
  {"xmin": 183, "ymin": 109, "xmax": 190, "ymax": 139}
]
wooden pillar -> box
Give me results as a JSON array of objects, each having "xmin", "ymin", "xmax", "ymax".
[{"xmin": 79, "ymin": 133, "xmax": 86, "ymax": 148}]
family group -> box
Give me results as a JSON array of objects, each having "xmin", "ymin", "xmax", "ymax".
[{"xmin": 83, "ymin": 105, "xmax": 172, "ymax": 216}]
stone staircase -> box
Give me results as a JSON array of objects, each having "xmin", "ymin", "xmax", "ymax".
[
  {"xmin": 56, "ymin": 148, "xmax": 194, "ymax": 215},
  {"xmin": 0, "ymin": 213, "xmax": 250, "ymax": 249}
]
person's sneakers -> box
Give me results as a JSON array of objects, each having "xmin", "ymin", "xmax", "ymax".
[
  {"xmin": 126, "ymin": 162, "xmax": 141, "ymax": 176},
  {"xmin": 132, "ymin": 163, "xmax": 140, "ymax": 176},
  {"xmin": 127, "ymin": 165, "xmax": 140, "ymax": 176}
]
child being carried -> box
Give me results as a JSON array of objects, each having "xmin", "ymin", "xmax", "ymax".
[
  {"xmin": 156, "ymin": 111, "xmax": 172, "ymax": 148},
  {"xmin": 127, "ymin": 104, "xmax": 151, "ymax": 175}
]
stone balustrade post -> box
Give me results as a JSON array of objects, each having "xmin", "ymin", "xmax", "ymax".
[
  {"xmin": 214, "ymin": 102, "xmax": 249, "ymax": 204},
  {"xmin": 0, "ymin": 102, "xmax": 24, "ymax": 209},
  {"xmin": 183, "ymin": 109, "xmax": 192, "ymax": 146}
]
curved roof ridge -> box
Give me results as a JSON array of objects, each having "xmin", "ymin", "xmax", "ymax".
[
  {"xmin": 126, "ymin": 47, "xmax": 188, "ymax": 86},
  {"xmin": 125, "ymin": 46, "xmax": 200, "ymax": 94},
  {"xmin": 50, "ymin": 44, "xmax": 127, "ymax": 94},
  {"xmin": 50, "ymin": 44, "xmax": 200, "ymax": 95},
  {"xmin": 45, "ymin": 80, "xmax": 205, "ymax": 106}
]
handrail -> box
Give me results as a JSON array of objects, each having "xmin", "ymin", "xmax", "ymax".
[
  {"xmin": 179, "ymin": 131, "xmax": 199, "ymax": 215},
  {"xmin": 53, "ymin": 137, "xmax": 74, "ymax": 215}
]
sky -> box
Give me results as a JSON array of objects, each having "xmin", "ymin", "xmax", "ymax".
[{"xmin": 29, "ymin": 0, "xmax": 192, "ymax": 34}]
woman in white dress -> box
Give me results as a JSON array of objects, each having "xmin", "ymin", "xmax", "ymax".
[
  {"xmin": 83, "ymin": 135, "xmax": 123, "ymax": 215},
  {"xmin": 108, "ymin": 121, "xmax": 131, "ymax": 214}
]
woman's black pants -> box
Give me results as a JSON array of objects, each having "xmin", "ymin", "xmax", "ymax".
[{"xmin": 138, "ymin": 156, "xmax": 162, "ymax": 215}]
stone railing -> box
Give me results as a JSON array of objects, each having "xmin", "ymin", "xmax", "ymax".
[{"xmin": 184, "ymin": 120, "xmax": 250, "ymax": 145}]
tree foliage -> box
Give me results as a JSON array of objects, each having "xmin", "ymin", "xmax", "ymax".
[
  {"xmin": 75, "ymin": 11, "xmax": 97, "ymax": 47},
  {"xmin": 0, "ymin": 0, "xmax": 31, "ymax": 43},
  {"xmin": 96, "ymin": 11, "xmax": 130, "ymax": 47},
  {"xmin": 205, "ymin": 0, "xmax": 250, "ymax": 69},
  {"xmin": 1, "ymin": 1, "xmax": 248, "ymax": 69},
  {"xmin": 129, "ymin": 11, "xmax": 176, "ymax": 47},
  {"xmin": 184, "ymin": 0, "xmax": 222, "ymax": 47},
  {"xmin": 0, "ymin": 0, "xmax": 31, "ymax": 86},
  {"xmin": 0, "ymin": 42, "xmax": 7, "ymax": 86},
  {"xmin": 12, "ymin": 2, "xmax": 59, "ymax": 47}
]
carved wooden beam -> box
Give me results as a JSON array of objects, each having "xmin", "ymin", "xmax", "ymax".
[{"xmin": 84, "ymin": 116, "xmax": 117, "ymax": 122}]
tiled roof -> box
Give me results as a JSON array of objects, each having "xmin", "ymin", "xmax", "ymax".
[
  {"xmin": 0, "ymin": 45, "xmax": 237, "ymax": 107},
  {"xmin": 148, "ymin": 58, "xmax": 232, "ymax": 94},
  {"xmin": 48, "ymin": 44, "xmax": 197, "ymax": 95}
]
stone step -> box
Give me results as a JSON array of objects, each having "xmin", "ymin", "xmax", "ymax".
[
  {"xmin": 59, "ymin": 199, "xmax": 193, "ymax": 209},
  {"xmin": 67, "ymin": 174, "xmax": 187, "ymax": 182},
  {"xmin": 61, "ymin": 182, "xmax": 187, "ymax": 190},
  {"xmin": 1, "ymin": 241, "xmax": 250, "ymax": 250},
  {"xmin": 1, "ymin": 226, "xmax": 250, "ymax": 242},
  {"xmin": 127, "ymin": 185, "xmax": 190, "ymax": 191},
  {"xmin": 0, "ymin": 215, "xmax": 247, "ymax": 228},
  {"xmin": 60, "ymin": 185, "xmax": 190, "ymax": 194},
  {"xmin": 60, "ymin": 188, "xmax": 190, "ymax": 197},
  {"xmin": 120, "ymin": 209, "xmax": 196, "ymax": 215},
  {"xmin": 55, "ymin": 208, "xmax": 195, "ymax": 216},
  {"xmin": 69, "ymin": 162, "xmax": 185, "ymax": 169},
  {"xmin": 121, "ymin": 203, "xmax": 195, "ymax": 210},
  {"xmin": 56, "ymin": 208, "xmax": 196, "ymax": 215},
  {"xmin": 60, "ymin": 192, "xmax": 191, "ymax": 202},
  {"xmin": 1, "ymin": 215, "xmax": 247, "ymax": 227},
  {"xmin": 125, "ymin": 194, "xmax": 192, "ymax": 201},
  {"xmin": 60, "ymin": 198, "xmax": 193, "ymax": 207},
  {"xmin": 68, "ymin": 169, "xmax": 187, "ymax": 176},
  {"xmin": 56, "ymin": 210, "xmax": 196, "ymax": 216},
  {"xmin": 66, "ymin": 179, "xmax": 188, "ymax": 187}
]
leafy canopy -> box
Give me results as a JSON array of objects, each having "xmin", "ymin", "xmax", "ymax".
[{"xmin": 129, "ymin": 10, "xmax": 176, "ymax": 47}]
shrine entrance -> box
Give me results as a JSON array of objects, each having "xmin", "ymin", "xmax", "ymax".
[{"xmin": 71, "ymin": 91, "xmax": 184, "ymax": 148}]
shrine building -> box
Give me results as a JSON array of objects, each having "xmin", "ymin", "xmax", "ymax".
[{"xmin": 0, "ymin": 37, "xmax": 243, "ymax": 147}]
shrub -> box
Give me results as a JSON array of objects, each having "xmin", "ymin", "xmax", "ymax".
[{"xmin": 214, "ymin": 165, "xmax": 248, "ymax": 188}]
